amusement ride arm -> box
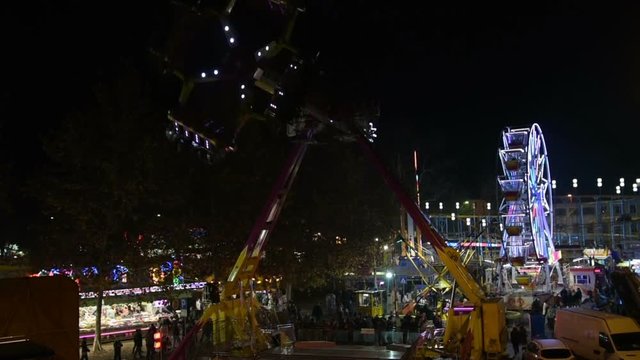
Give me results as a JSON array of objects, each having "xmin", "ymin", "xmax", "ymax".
[{"xmin": 224, "ymin": 127, "xmax": 315, "ymax": 298}]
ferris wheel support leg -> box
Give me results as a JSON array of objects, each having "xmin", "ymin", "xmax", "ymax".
[
  {"xmin": 555, "ymin": 263, "xmax": 565, "ymax": 285},
  {"xmin": 543, "ymin": 263, "xmax": 551, "ymax": 293},
  {"xmin": 498, "ymin": 264, "xmax": 507, "ymax": 294}
]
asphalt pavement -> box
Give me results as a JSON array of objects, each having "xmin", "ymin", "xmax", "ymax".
[{"xmin": 82, "ymin": 340, "xmax": 139, "ymax": 360}]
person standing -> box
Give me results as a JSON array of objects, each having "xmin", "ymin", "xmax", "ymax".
[
  {"xmin": 375, "ymin": 315, "xmax": 386, "ymax": 346},
  {"xmin": 546, "ymin": 304, "xmax": 557, "ymax": 332},
  {"xmin": 574, "ymin": 287, "xmax": 583, "ymax": 305},
  {"xmin": 401, "ymin": 314, "xmax": 412, "ymax": 344},
  {"xmin": 113, "ymin": 340, "xmax": 123, "ymax": 360},
  {"xmin": 80, "ymin": 339, "xmax": 90, "ymax": 360},
  {"xmin": 172, "ymin": 320, "xmax": 181, "ymax": 348},
  {"xmin": 510, "ymin": 326, "xmax": 521, "ymax": 356}
]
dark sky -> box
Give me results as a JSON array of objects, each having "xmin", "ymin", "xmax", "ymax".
[{"xmin": 2, "ymin": 1, "xmax": 640, "ymax": 200}]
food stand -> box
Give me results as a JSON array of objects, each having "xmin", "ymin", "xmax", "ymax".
[{"xmin": 355, "ymin": 289, "xmax": 385, "ymax": 317}]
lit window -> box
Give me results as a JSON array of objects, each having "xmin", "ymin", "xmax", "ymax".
[{"xmin": 574, "ymin": 274, "xmax": 590, "ymax": 284}]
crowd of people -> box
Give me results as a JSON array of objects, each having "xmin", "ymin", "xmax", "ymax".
[{"xmin": 78, "ymin": 287, "xmax": 452, "ymax": 358}]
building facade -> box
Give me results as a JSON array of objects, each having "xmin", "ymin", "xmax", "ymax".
[
  {"xmin": 552, "ymin": 195, "xmax": 640, "ymax": 256},
  {"xmin": 422, "ymin": 195, "xmax": 640, "ymax": 260}
]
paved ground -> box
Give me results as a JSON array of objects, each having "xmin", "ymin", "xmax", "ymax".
[
  {"xmin": 86, "ymin": 340, "xmax": 409, "ymax": 360},
  {"xmin": 83, "ymin": 340, "xmax": 138, "ymax": 360}
]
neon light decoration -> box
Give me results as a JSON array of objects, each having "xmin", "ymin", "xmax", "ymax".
[{"xmin": 79, "ymin": 282, "xmax": 206, "ymax": 299}]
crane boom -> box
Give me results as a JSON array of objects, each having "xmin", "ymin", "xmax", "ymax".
[
  {"xmin": 356, "ymin": 135, "xmax": 506, "ymax": 359},
  {"xmin": 356, "ymin": 136, "xmax": 487, "ymax": 305}
]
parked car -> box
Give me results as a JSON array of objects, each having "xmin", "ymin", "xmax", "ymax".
[
  {"xmin": 523, "ymin": 339, "xmax": 574, "ymax": 360},
  {"xmin": 555, "ymin": 307, "xmax": 640, "ymax": 360}
]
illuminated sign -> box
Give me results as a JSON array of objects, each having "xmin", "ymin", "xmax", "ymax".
[{"xmin": 446, "ymin": 241, "xmax": 501, "ymax": 248}]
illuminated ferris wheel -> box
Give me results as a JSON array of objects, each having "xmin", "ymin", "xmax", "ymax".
[{"xmin": 498, "ymin": 123, "xmax": 554, "ymax": 266}]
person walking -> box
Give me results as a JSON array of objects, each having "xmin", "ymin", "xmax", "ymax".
[
  {"xmin": 80, "ymin": 339, "xmax": 90, "ymax": 360},
  {"xmin": 133, "ymin": 328, "xmax": 143, "ymax": 359},
  {"xmin": 200, "ymin": 319, "xmax": 213, "ymax": 343},
  {"xmin": 146, "ymin": 324, "xmax": 157, "ymax": 360}
]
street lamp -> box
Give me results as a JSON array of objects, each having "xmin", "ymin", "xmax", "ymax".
[
  {"xmin": 572, "ymin": 178, "xmax": 578, "ymax": 189},
  {"xmin": 486, "ymin": 202, "xmax": 491, "ymax": 210},
  {"xmin": 633, "ymin": 183, "xmax": 638, "ymax": 193},
  {"xmin": 456, "ymin": 202, "xmax": 460, "ymax": 210},
  {"xmin": 620, "ymin": 178, "xmax": 625, "ymax": 191},
  {"xmin": 466, "ymin": 218, "xmax": 471, "ymax": 226},
  {"xmin": 552, "ymin": 180, "xmax": 557, "ymax": 189},
  {"xmin": 439, "ymin": 202, "xmax": 443, "ymax": 210},
  {"xmin": 373, "ymin": 238, "xmax": 380, "ymax": 289},
  {"xmin": 616, "ymin": 186, "xmax": 621, "ymax": 195},
  {"xmin": 425, "ymin": 202, "xmax": 430, "ymax": 210},
  {"xmin": 451, "ymin": 213, "xmax": 456, "ymax": 221},
  {"xmin": 596, "ymin": 178, "xmax": 603, "ymax": 242}
]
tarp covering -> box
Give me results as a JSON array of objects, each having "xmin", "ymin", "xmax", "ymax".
[
  {"xmin": 0, "ymin": 277, "xmax": 79, "ymax": 359},
  {"xmin": 0, "ymin": 339, "xmax": 55, "ymax": 359}
]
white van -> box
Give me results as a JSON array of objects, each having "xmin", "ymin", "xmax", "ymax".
[{"xmin": 555, "ymin": 308, "xmax": 640, "ymax": 360}]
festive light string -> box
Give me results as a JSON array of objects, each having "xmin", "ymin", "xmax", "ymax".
[{"xmin": 79, "ymin": 282, "xmax": 206, "ymax": 299}]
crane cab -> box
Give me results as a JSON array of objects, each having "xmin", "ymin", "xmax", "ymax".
[{"xmin": 355, "ymin": 290, "xmax": 385, "ymax": 318}]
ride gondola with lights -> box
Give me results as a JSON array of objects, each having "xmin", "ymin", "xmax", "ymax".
[{"xmin": 496, "ymin": 124, "xmax": 563, "ymax": 295}]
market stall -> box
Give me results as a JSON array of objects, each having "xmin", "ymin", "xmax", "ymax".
[{"xmin": 79, "ymin": 282, "xmax": 206, "ymax": 341}]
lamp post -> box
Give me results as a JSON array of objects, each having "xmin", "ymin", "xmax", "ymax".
[
  {"xmin": 374, "ymin": 237, "xmax": 379, "ymax": 290},
  {"xmin": 597, "ymin": 178, "xmax": 603, "ymax": 245},
  {"xmin": 570, "ymin": 179, "xmax": 581, "ymax": 244},
  {"xmin": 385, "ymin": 270, "xmax": 395, "ymax": 313},
  {"xmin": 597, "ymin": 178, "xmax": 603, "ymax": 195},
  {"xmin": 455, "ymin": 203, "xmax": 460, "ymax": 238}
]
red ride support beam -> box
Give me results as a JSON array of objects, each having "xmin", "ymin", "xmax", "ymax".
[{"xmin": 225, "ymin": 128, "xmax": 314, "ymax": 294}]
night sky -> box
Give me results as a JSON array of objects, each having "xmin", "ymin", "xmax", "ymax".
[{"xmin": 2, "ymin": 1, "xmax": 640, "ymax": 200}]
